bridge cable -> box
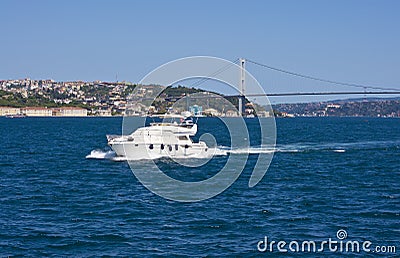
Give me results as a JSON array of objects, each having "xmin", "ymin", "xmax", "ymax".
[
  {"xmin": 246, "ymin": 59, "xmax": 400, "ymax": 91},
  {"xmin": 188, "ymin": 58, "xmax": 240, "ymax": 88}
]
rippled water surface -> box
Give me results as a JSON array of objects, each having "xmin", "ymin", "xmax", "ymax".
[{"xmin": 1, "ymin": 117, "xmax": 399, "ymax": 256}]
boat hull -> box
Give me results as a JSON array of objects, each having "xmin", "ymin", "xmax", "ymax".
[{"xmin": 109, "ymin": 142, "xmax": 210, "ymax": 160}]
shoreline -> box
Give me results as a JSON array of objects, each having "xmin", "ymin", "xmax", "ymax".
[{"xmin": 1, "ymin": 115, "xmax": 399, "ymax": 119}]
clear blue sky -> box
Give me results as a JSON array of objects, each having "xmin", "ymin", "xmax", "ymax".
[{"xmin": 1, "ymin": 0, "xmax": 399, "ymax": 102}]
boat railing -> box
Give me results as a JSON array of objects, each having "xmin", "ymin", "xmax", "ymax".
[
  {"xmin": 150, "ymin": 122, "xmax": 194, "ymax": 128},
  {"xmin": 106, "ymin": 134, "xmax": 122, "ymax": 141},
  {"xmin": 150, "ymin": 122, "xmax": 176, "ymax": 126}
]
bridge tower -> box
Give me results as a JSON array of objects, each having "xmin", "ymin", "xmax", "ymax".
[{"xmin": 238, "ymin": 58, "xmax": 246, "ymax": 116}]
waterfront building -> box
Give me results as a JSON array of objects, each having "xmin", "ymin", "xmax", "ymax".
[
  {"xmin": 189, "ymin": 105, "xmax": 203, "ymax": 116},
  {"xmin": 52, "ymin": 107, "xmax": 88, "ymax": 117},
  {"xmin": 21, "ymin": 107, "xmax": 53, "ymax": 117},
  {"xmin": 0, "ymin": 106, "xmax": 21, "ymax": 116}
]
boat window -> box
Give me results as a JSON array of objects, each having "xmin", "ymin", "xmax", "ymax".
[
  {"xmin": 168, "ymin": 145, "xmax": 172, "ymax": 152},
  {"xmin": 178, "ymin": 136, "xmax": 188, "ymax": 141},
  {"xmin": 149, "ymin": 144, "xmax": 154, "ymax": 150},
  {"xmin": 175, "ymin": 144, "xmax": 179, "ymax": 151},
  {"xmin": 161, "ymin": 144, "xmax": 164, "ymax": 150}
]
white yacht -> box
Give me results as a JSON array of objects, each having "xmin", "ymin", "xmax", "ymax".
[{"xmin": 107, "ymin": 116, "xmax": 210, "ymax": 160}]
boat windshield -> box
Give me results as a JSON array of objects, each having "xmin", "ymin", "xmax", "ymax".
[{"xmin": 147, "ymin": 114, "xmax": 194, "ymax": 127}]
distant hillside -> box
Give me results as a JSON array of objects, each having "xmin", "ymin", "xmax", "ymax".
[
  {"xmin": 328, "ymin": 96, "xmax": 400, "ymax": 103},
  {"xmin": 273, "ymin": 98, "xmax": 400, "ymax": 117},
  {"xmin": 3, "ymin": 78, "xmax": 398, "ymax": 117}
]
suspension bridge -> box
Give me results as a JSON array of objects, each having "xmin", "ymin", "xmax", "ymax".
[{"xmin": 184, "ymin": 58, "xmax": 400, "ymax": 115}]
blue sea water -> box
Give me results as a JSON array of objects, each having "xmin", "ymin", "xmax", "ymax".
[{"xmin": 0, "ymin": 117, "xmax": 399, "ymax": 257}]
